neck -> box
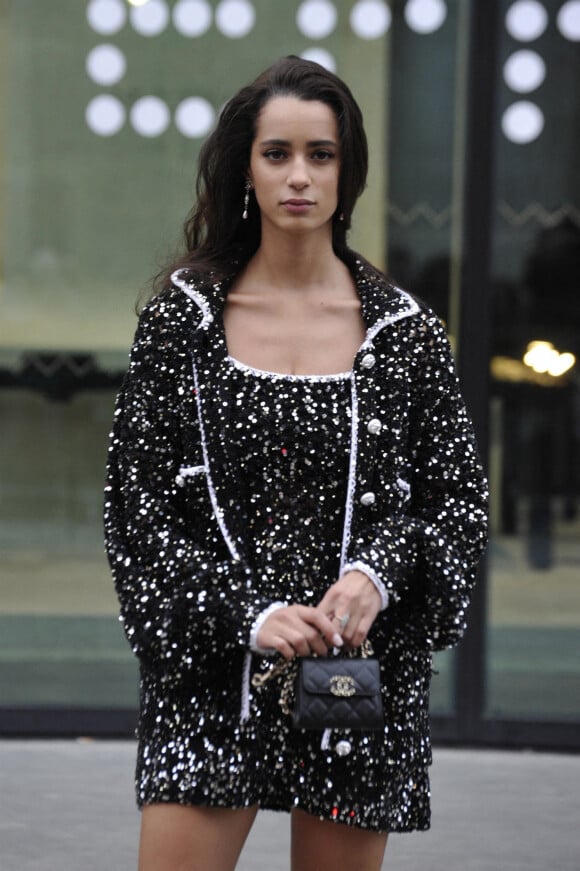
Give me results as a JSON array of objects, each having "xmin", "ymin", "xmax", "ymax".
[{"xmin": 248, "ymin": 224, "xmax": 343, "ymax": 290}]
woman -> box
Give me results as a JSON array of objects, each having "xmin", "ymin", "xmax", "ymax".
[{"xmin": 104, "ymin": 56, "xmax": 488, "ymax": 871}]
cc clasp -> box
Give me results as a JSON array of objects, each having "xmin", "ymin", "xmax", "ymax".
[{"xmin": 329, "ymin": 675, "xmax": 356, "ymax": 697}]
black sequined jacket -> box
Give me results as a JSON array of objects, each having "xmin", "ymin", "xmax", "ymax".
[{"xmin": 104, "ymin": 255, "xmax": 488, "ymax": 682}]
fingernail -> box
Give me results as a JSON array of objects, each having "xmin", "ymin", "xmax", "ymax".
[{"xmin": 333, "ymin": 633, "xmax": 344, "ymax": 647}]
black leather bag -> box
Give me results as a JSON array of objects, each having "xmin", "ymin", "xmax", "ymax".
[{"xmin": 292, "ymin": 655, "xmax": 384, "ymax": 731}]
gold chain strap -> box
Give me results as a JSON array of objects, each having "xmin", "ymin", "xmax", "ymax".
[
  {"xmin": 251, "ymin": 639, "xmax": 374, "ymax": 717},
  {"xmin": 251, "ymin": 654, "xmax": 297, "ymax": 716}
]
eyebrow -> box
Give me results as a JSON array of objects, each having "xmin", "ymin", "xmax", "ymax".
[{"xmin": 259, "ymin": 138, "xmax": 338, "ymax": 148}]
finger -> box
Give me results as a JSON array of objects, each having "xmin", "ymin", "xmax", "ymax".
[
  {"xmin": 270, "ymin": 638, "xmax": 297, "ymax": 661},
  {"xmin": 343, "ymin": 615, "xmax": 374, "ymax": 649},
  {"xmin": 304, "ymin": 608, "xmax": 344, "ymax": 648},
  {"xmin": 316, "ymin": 588, "xmax": 338, "ymax": 614},
  {"xmin": 285, "ymin": 630, "xmax": 315, "ymax": 659},
  {"xmin": 317, "ymin": 582, "xmax": 359, "ymax": 612},
  {"xmin": 332, "ymin": 612, "xmax": 354, "ymax": 634},
  {"xmin": 265, "ymin": 609, "xmax": 334, "ymax": 656},
  {"xmin": 303, "ymin": 627, "xmax": 331, "ymax": 658}
]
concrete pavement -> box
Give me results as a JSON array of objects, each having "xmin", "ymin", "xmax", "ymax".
[{"xmin": 1, "ymin": 741, "xmax": 578, "ymax": 870}]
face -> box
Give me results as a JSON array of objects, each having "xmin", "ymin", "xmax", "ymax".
[{"xmin": 248, "ymin": 96, "xmax": 340, "ymax": 239}]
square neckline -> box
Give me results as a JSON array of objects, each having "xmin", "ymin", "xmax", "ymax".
[{"xmin": 226, "ymin": 354, "xmax": 352, "ymax": 382}]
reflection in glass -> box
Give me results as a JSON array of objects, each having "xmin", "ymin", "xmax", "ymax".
[{"xmin": 488, "ymin": 215, "xmax": 580, "ymax": 720}]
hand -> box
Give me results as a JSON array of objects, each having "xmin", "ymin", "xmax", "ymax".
[
  {"xmin": 316, "ymin": 571, "xmax": 381, "ymax": 649},
  {"xmin": 256, "ymin": 605, "xmax": 344, "ymax": 661}
]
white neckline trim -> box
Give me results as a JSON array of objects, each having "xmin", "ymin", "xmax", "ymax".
[
  {"xmin": 171, "ymin": 269, "xmax": 214, "ymax": 330},
  {"xmin": 226, "ymin": 355, "xmax": 352, "ymax": 382}
]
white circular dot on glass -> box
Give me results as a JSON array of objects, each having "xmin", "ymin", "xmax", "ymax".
[
  {"xmin": 297, "ymin": 0, "xmax": 337, "ymax": 39},
  {"xmin": 215, "ymin": 0, "xmax": 255, "ymax": 37},
  {"xmin": 502, "ymin": 100, "xmax": 544, "ymax": 143},
  {"xmin": 130, "ymin": 0, "xmax": 170, "ymax": 36},
  {"xmin": 503, "ymin": 49, "xmax": 545, "ymax": 92},
  {"xmin": 86, "ymin": 44, "xmax": 127, "ymax": 86},
  {"xmin": 86, "ymin": 0, "xmax": 126, "ymax": 35},
  {"xmin": 350, "ymin": 0, "xmax": 391, "ymax": 40},
  {"xmin": 505, "ymin": 1, "xmax": 548, "ymax": 41},
  {"xmin": 557, "ymin": 1, "xmax": 580, "ymax": 41},
  {"xmin": 175, "ymin": 97, "xmax": 215, "ymax": 137},
  {"xmin": 173, "ymin": 0, "xmax": 212, "ymax": 36},
  {"xmin": 404, "ymin": 0, "xmax": 447, "ymax": 34},
  {"xmin": 86, "ymin": 94, "xmax": 125, "ymax": 136},
  {"xmin": 130, "ymin": 96, "xmax": 171, "ymax": 137},
  {"xmin": 300, "ymin": 48, "xmax": 336, "ymax": 72}
]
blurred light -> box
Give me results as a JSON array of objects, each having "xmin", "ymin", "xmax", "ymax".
[
  {"xmin": 127, "ymin": 0, "xmax": 150, "ymax": 7},
  {"xmin": 173, "ymin": 0, "xmax": 212, "ymax": 36},
  {"xmin": 130, "ymin": 96, "xmax": 170, "ymax": 136},
  {"xmin": 86, "ymin": 44, "xmax": 127, "ymax": 86},
  {"xmin": 297, "ymin": 0, "xmax": 337, "ymax": 39},
  {"xmin": 175, "ymin": 97, "xmax": 215, "ymax": 137},
  {"xmin": 215, "ymin": 0, "xmax": 255, "ymax": 37},
  {"xmin": 405, "ymin": 0, "xmax": 447, "ymax": 34},
  {"xmin": 505, "ymin": 1, "xmax": 548, "ymax": 41},
  {"xmin": 129, "ymin": 0, "xmax": 169, "ymax": 34},
  {"xmin": 87, "ymin": 0, "xmax": 126, "ymax": 35},
  {"xmin": 502, "ymin": 100, "xmax": 544, "ymax": 143},
  {"xmin": 86, "ymin": 94, "xmax": 126, "ymax": 136},
  {"xmin": 300, "ymin": 48, "xmax": 336, "ymax": 71},
  {"xmin": 523, "ymin": 341, "xmax": 576, "ymax": 376},
  {"xmin": 503, "ymin": 49, "xmax": 545, "ymax": 92},
  {"xmin": 350, "ymin": 1, "xmax": 391, "ymax": 39},
  {"xmin": 549, "ymin": 353, "xmax": 576, "ymax": 377},
  {"xmin": 557, "ymin": 1, "xmax": 580, "ymax": 41}
]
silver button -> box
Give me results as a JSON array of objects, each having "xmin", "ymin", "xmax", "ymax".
[
  {"xmin": 335, "ymin": 740, "xmax": 352, "ymax": 757},
  {"xmin": 367, "ymin": 418, "xmax": 382, "ymax": 435},
  {"xmin": 175, "ymin": 474, "xmax": 185, "ymax": 487},
  {"xmin": 361, "ymin": 353, "xmax": 376, "ymax": 369},
  {"xmin": 360, "ymin": 491, "xmax": 376, "ymax": 506}
]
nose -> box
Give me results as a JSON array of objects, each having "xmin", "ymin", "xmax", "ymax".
[{"xmin": 287, "ymin": 156, "xmax": 310, "ymax": 189}]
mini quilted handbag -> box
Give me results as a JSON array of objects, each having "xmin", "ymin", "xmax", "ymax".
[
  {"xmin": 252, "ymin": 639, "xmax": 384, "ymax": 731},
  {"xmin": 292, "ymin": 652, "xmax": 384, "ymax": 731}
]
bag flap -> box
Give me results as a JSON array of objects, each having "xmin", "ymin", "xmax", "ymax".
[{"xmin": 300, "ymin": 658, "xmax": 381, "ymax": 697}]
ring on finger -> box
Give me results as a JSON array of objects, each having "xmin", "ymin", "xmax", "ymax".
[{"xmin": 334, "ymin": 613, "xmax": 351, "ymax": 631}]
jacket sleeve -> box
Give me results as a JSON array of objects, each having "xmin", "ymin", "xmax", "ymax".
[
  {"xmin": 348, "ymin": 314, "xmax": 489, "ymax": 650},
  {"xmin": 103, "ymin": 298, "xmax": 277, "ymax": 673}
]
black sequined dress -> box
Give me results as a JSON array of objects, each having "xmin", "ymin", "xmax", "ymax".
[{"xmin": 140, "ymin": 356, "xmax": 430, "ymax": 832}]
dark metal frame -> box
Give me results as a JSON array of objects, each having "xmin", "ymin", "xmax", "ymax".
[{"xmin": 0, "ymin": 708, "xmax": 137, "ymax": 738}]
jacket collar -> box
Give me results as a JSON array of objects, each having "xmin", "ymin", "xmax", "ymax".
[{"xmin": 170, "ymin": 253, "xmax": 419, "ymax": 339}]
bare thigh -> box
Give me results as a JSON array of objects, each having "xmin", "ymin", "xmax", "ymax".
[
  {"xmin": 138, "ymin": 803, "xmax": 259, "ymax": 871},
  {"xmin": 291, "ymin": 808, "xmax": 388, "ymax": 871}
]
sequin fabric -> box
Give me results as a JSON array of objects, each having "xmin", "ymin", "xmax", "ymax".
[
  {"xmin": 225, "ymin": 358, "xmax": 351, "ymax": 604},
  {"xmin": 103, "ymin": 253, "xmax": 488, "ymax": 832}
]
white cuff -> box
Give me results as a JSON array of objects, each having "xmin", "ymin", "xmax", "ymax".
[
  {"xmin": 341, "ymin": 561, "xmax": 389, "ymax": 610},
  {"xmin": 249, "ymin": 602, "xmax": 288, "ymax": 653}
]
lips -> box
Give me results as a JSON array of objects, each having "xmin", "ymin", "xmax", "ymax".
[{"xmin": 281, "ymin": 198, "xmax": 315, "ymax": 214}]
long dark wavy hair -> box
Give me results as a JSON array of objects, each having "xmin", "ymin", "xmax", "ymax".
[{"xmin": 154, "ymin": 55, "xmax": 369, "ymax": 293}]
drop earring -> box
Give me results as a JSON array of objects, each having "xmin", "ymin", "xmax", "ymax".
[{"xmin": 242, "ymin": 181, "xmax": 251, "ymax": 220}]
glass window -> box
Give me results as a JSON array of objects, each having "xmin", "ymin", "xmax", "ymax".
[
  {"xmin": 0, "ymin": 387, "xmax": 138, "ymax": 708},
  {"xmin": 0, "ymin": 2, "xmax": 388, "ymax": 719},
  {"xmin": 486, "ymin": 1, "xmax": 580, "ymax": 721}
]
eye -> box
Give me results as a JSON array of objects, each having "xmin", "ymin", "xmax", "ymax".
[
  {"xmin": 311, "ymin": 150, "xmax": 335, "ymax": 161},
  {"xmin": 263, "ymin": 149, "xmax": 286, "ymax": 161}
]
